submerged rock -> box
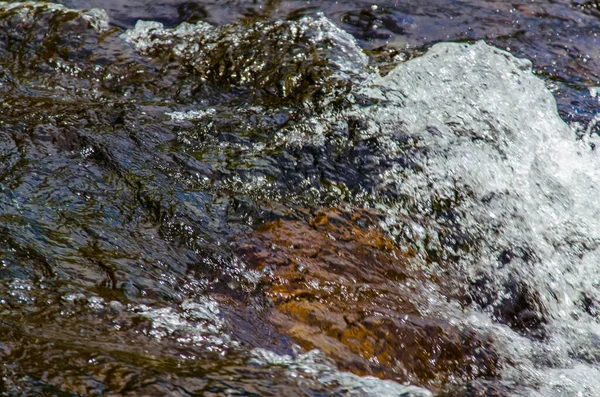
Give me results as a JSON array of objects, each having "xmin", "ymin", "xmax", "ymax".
[{"xmin": 235, "ymin": 207, "xmax": 499, "ymax": 391}]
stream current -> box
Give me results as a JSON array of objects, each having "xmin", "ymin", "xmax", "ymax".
[{"xmin": 0, "ymin": 1, "xmax": 599, "ymax": 396}]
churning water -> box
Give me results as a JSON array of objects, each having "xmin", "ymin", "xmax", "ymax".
[{"xmin": 0, "ymin": 1, "xmax": 599, "ymax": 396}]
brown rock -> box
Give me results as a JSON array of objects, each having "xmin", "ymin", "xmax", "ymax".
[{"xmin": 234, "ymin": 207, "xmax": 499, "ymax": 391}]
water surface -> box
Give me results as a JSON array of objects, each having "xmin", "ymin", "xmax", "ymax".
[{"xmin": 0, "ymin": 1, "xmax": 598, "ymax": 396}]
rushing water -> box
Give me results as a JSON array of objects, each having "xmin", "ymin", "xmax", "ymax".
[{"xmin": 0, "ymin": 1, "xmax": 598, "ymax": 396}]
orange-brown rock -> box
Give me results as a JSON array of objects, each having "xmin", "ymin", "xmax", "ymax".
[{"xmin": 234, "ymin": 207, "xmax": 499, "ymax": 391}]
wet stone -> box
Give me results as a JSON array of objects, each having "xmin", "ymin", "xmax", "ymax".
[
  {"xmin": 234, "ymin": 207, "xmax": 499, "ymax": 391},
  {"xmin": 465, "ymin": 276, "xmax": 548, "ymax": 339}
]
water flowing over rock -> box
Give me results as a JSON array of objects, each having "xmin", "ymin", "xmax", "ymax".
[
  {"xmin": 122, "ymin": 13, "xmax": 371, "ymax": 108},
  {"xmin": 341, "ymin": 41, "xmax": 600, "ymax": 396},
  {"xmin": 234, "ymin": 207, "xmax": 499, "ymax": 391},
  {"xmin": 0, "ymin": 1, "xmax": 598, "ymax": 396}
]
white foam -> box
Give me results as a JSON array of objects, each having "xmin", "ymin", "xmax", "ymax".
[
  {"xmin": 132, "ymin": 296, "xmax": 236, "ymax": 350},
  {"xmin": 347, "ymin": 41, "xmax": 600, "ymax": 395},
  {"xmin": 122, "ymin": 19, "xmax": 213, "ymax": 55},
  {"xmin": 166, "ymin": 108, "xmax": 216, "ymax": 121},
  {"xmin": 250, "ymin": 348, "xmax": 433, "ymax": 397}
]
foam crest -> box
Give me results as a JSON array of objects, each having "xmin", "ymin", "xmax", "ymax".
[{"xmin": 348, "ymin": 41, "xmax": 600, "ymax": 395}]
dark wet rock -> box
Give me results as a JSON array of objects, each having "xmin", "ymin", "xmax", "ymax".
[
  {"xmin": 235, "ymin": 207, "xmax": 499, "ymax": 391},
  {"xmin": 465, "ymin": 276, "xmax": 548, "ymax": 338},
  {"xmin": 439, "ymin": 379, "xmax": 529, "ymax": 397}
]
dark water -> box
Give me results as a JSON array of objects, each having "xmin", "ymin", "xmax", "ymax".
[{"xmin": 0, "ymin": 1, "xmax": 597, "ymax": 396}]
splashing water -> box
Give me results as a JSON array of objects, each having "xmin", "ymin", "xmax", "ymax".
[
  {"xmin": 0, "ymin": 1, "xmax": 598, "ymax": 395},
  {"xmin": 345, "ymin": 40, "xmax": 600, "ymax": 396}
]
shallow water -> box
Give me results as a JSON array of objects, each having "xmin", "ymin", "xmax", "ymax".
[{"xmin": 0, "ymin": 1, "xmax": 598, "ymax": 396}]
